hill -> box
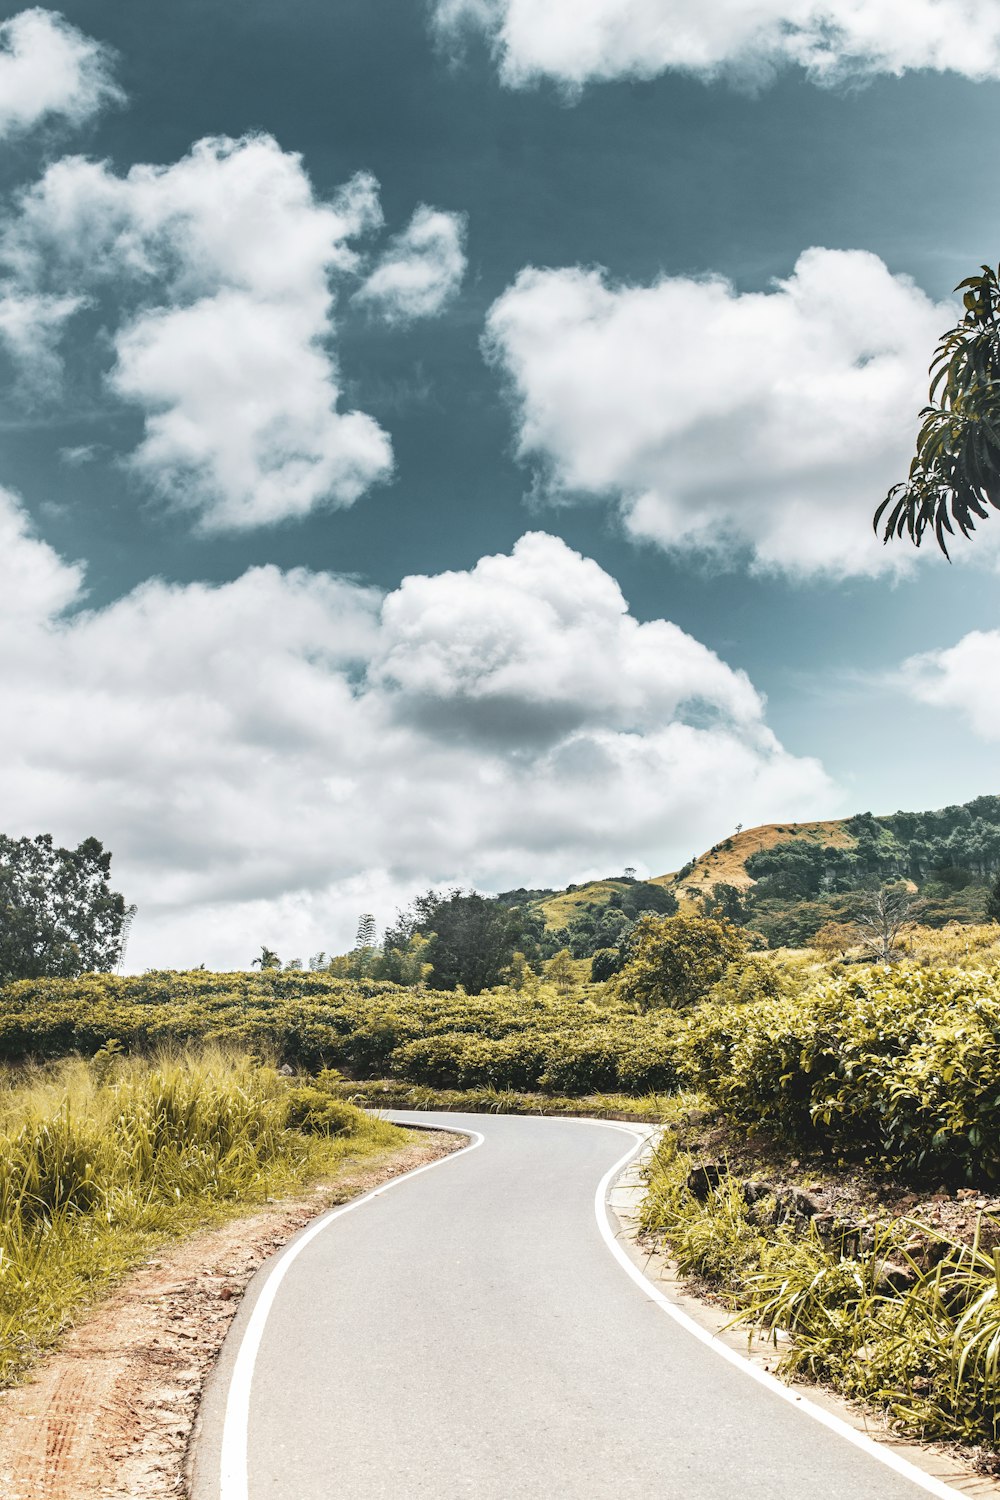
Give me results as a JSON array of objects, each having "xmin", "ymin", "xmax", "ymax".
[{"xmin": 516, "ymin": 794, "xmax": 1000, "ymax": 955}]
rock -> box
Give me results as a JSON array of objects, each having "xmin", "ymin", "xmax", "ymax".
[
  {"xmin": 875, "ymin": 1259, "xmax": 916, "ymax": 1294},
  {"xmin": 681, "ymin": 1108, "xmax": 713, "ymax": 1129},
  {"xmin": 786, "ymin": 1187, "xmax": 822, "ymax": 1218},
  {"xmin": 812, "ymin": 1215, "xmax": 862, "ymax": 1256},
  {"xmin": 686, "ymin": 1162, "xmax": 724, "ymax": 1200},
  {"xmin": 740, "ymin": 1179, "xmax": 776, "ymax": 1206},
  {"xmin": 278, "ymin": 1063, "xmax": 295, "ymax": 1077}
]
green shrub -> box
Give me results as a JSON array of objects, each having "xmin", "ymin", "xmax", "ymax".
[
  {"xmin": 285, "ymin": 1086, "xmax": 360, "ymax": 1137},
  {"xmin": 614, "ymin": 913, "xmax": 756, "ymax": 1010},
  {"xmin": 679, "ymin": 961, "xmax": 1000, "ymax": 1182}
]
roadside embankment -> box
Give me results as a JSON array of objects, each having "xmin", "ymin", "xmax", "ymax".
[{"xmin": 0, "ymin": 1127, "xmax": 458, "ymax": 1499}]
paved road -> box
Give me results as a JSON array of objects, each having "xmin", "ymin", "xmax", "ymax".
[{"xmin": 193, "ymin": 1111, "xmax": 956, "ymax": 1500}]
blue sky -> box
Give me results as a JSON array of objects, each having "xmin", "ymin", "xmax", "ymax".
[{"xmin": 2, "ymin": 1, "xmax": 1000, "ymax": 967}]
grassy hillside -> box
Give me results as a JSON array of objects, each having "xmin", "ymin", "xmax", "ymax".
[
  {"xmin": 663, "ymin": 819, "xmax": 857, "ymax": 904},
  {"xmin": 526, "ymin": 795, "xmax": 1000, "ymax": 946}
]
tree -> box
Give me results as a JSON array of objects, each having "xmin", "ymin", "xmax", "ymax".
[
  {"xmin": 397, "ymin": 889, "xmax": 531, "ymax": 994},
  {"xmin": 546, "ymin": 948, "xmax": 577, "ymax": 994},
  {"xmin": 354, "ymin": 913, "xmax": 377, "ymax": 949},
  {"xmin": 252, "ymin": 945, "xmax": 281, "ymax": 970},
  {"xmin": 590, "ymin": 947, "xmax": 622, "ymax": 983},
  {"xmin": 876, "ymin": 265, "xmax": 1000, "ymax": 556},
  {"xmin": 701, "ymin": 881, "xmax": 753, "ymax": 925},
  {"xmin": 0, "ymin": 834, "xmax": 132, "ymax": 984},
  {"xmin": 613, "ymin": 912, "xmax": 753, "ymax": 1011},
  {"xmin": 854, "ymin": 883, "xmax": 913, "ymax": 963},
  {"xmin": 812, "ymin": 921, "xmax": 862, "ymax": 960},
  {"xmin": 986, "ymin": 871, "xmax": 1000, "ymax": 924}
]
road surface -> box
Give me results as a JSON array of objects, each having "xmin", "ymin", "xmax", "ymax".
[{"xmin": 193, "ymin": 1111, "xmax": 961, "ymax": 1500}]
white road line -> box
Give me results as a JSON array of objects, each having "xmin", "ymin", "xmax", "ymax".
[
  {"xmin": 593, "ymin": 1124, "xmax": 969, "ymax": 1500},
  {"xmin": 217, "ymin": 1126, "xmax": 485, "ymax": 1500}
]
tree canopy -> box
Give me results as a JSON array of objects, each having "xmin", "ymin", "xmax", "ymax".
[
  {"xmin": 877, "ymin": 265, "xmax": 1000, "ymax": 555},
  {"xmin": 0, "ymin": 835, "xmax": 133, "ymax": 984},
  {"xmin": 389, "ymin": 889, "xmax": 540, "ymax": 994},
  {"xmin": 613, "ymin": 912, "xmax": 754, "ymax": 1010}
]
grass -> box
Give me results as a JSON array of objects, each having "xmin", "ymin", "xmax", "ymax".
[
  {"xmin": 334, "ymin": 1077, "xmax": 675, "ymax": 1121},
  {"xmin": 0, "ymin": 1045, "xmax": 405, "ymax": 1385},
  {"xmin": 641, "ymin": 1126, "xmax": 1000, "ymax": 1452}
]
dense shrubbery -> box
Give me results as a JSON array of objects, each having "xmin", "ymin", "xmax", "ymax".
[
  {"xmin": 7, "ymin": 929, "xmax": 1000, "ymax": 1184},
  {"xmin": 679, "ymin": 960, "xmax": 1000, "ymax": 1183},
  {"xmin": 0, "ymin": 969, "xmax": 683, "ymax": 1096}
]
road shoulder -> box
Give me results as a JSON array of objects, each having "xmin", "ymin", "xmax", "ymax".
[
  {"xmin": 0, "ymin": 1131, "xmax": 459, "ymax": 1500},
  {"xmin": 608, "ymin": 1139, "xmax": 1000, "ymax": 1500}
]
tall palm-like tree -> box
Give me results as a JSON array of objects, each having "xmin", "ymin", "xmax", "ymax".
[{"xmin": 877, "ymin": 265, "xmax": 1000, "ymax": 556}]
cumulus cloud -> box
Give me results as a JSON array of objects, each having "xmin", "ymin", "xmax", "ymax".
[
  {"xmin": 899, "ymin": 631, "xmax": 1000, "ymax": 742},
  {"xmin": 0, "ymin": 137, "xmax": 464, "ymax": 530},
  {"xmin": 355, "ymin": 205, "xmax": 467, "ymax": 324},
  {"xmin": 0, "ymin": 289, "xmax": 82, "ymax": 393},
  {"xmin": 433, "ymin": 0, "xmax": 1000, "ymax": 89},
  {"xmin": 485, "ymin": 248, "xmax": 951, "ymax": 578},
  {"xmin": 0, "ymin": 494, "xmax": 834, "ymax": 967},
  {"xmin": 0, "ymin": 8, "xmax": 121, "ymax": 138}
]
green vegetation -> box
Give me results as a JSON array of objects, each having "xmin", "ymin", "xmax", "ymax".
[
  {"xmin": 612, "ymin": 912, "xmax": 755, "ymax": 1010},
  {"xmin": 677, "ymin": 958, "xmax": 1000, "ymax": 1184},
  {"xmin": 333, "ymin": 1078, "xmax": 673, "ymax": 1121},
  {"xmin": 0, "ymin": 1047, "xmax": 403, "ymax": 1384},
  {"xmin": 643, "ymin": 1131, "xmax": 1000, "ymax": 1447},
  {"xmin": 0, "ymin": 969, "xmax": 684, "ymax": 1095},
  {"xmin": 877, "ymin": 263, "xmax": 1000, "ymax": 555},
  {"xmin": 0, "ymin": 833, "xmax": 133, "ymax": 984}
]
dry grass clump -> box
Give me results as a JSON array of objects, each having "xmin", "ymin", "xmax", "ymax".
[
  {"xmin": 0, "ymin": 1046, "xmax": 400, "ymax": 1384},
  {"xmin": 642, "ymin": 1132, "xmax": 1000, "ymax": 1450}
]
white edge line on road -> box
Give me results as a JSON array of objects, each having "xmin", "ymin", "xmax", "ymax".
[
  {"xmin": 218, "ymin": 1125, "xmax": 485, "ymax": 1500},
  {"xmin": 592, "ymin": 1122, "xmax": 968, "ymax": 1500}
]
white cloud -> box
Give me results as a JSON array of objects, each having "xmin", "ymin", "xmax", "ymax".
[
  {"xmin": 0, "ymin": 494, "xmax": 835, "ymax": 968},
  {"xmin": 434, "ymin": 0, "xmax": 1000, "ymax": 89},
  {"xmin": 0, "ymin": 8, "xmax": 121, "ymax": 138},
  {"xmin": 485, "ymin": 248, "xmax": 951, "ymax": 578},
  {"xmin": 900, "ymin": 631, "xmax": 1000, "ymax": 742},
  {"xmin": 0, "ymin": 136, "xmax": 461, "ymax": 529},
  {"xmin": 355, "ymin": 205, "xmax": 467, "ymax": 324},
  {"xmin": 0, "ymin": 289, "xmax": 82, "ymax": 392}
]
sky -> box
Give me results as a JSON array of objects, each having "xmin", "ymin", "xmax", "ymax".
[{"xmin": 3, "ymin": 1, "xmax": 1000, "ymax": 969}]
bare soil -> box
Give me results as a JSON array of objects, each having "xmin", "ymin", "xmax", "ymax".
[
  {"xmin": 673, "ymin": 1105, "xmax": 1000, "ymax": 1249},
  {"xmin": 0, "ymin": 1130, "xmax": 459, "ymax": 1500}
]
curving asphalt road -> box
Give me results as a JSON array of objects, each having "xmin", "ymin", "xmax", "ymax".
[{"xmin": 192, "ymin": 1111, "xmax": 962, "ymax": 1500}]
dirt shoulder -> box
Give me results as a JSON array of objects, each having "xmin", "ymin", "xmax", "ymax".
[{"xmin": 0, "ymin": 1129, "xmax": 460, "ymax": 1500}]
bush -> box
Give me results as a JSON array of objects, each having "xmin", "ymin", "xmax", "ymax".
[
  {"xmin": 614, "ymin": 913, "xmax": 755, "ymax": 1010},
  {"xmin": 284, "ymin": 1086, "xmax": 360, "ymax": 1136},
  {"xmin": 679, "ymin": 961, "xmax": 1000, "ymax": 1182}
]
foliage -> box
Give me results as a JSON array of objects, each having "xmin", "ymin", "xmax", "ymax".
[
  {"xmin": 0, "ymin": 1047, "xmax": 400, "ymax": 1384},
  {"xmin": 811, "ymin": 921, "xmax": 862, "ymax": 959},
  {"xmin": 334, "ymin": 1077, "xmax": 674, "ymax": 1121},
  {"xmin": 613, "ymin": 913, "xmax": 755, "ymax": 1011},
  {"xmin": 643, "ymin": 1142, "xmax": 1000, "ymax": 1449},
  {"xmin": 252, "ymin": 945, "xmax": 281, "ymax": 970},
  {"xmin": 543, "ymin": 881, "xmax": 678, "ymax": 960},
  {"xmin": 385, "ymin": 889, "xmax": 541, "ymax": 994},
  {"xmin": 876, "ymin": 265, "xmax": 1000, "ymax": 555},
  {"xmin": 677, "ymin": 960, "xmax": 1000, "ymax": 1183},
  {"xmin": 987, "ymin": 870, "xmax": 1000, "ymax": 924},
  {"xmin": 590, "ymin": 947, "xmax": 622, "ymax": 983},
  {"xmin": 0, "ymin": 835, "xmax": 132, "ymax": 985},
  {"xmin": 743, "ymin": 799, "xmax": 1000, "ymax": 913},
  {"xmin": 0, "ymin": 968, "xmax": 684, "ymax": 1096}
]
